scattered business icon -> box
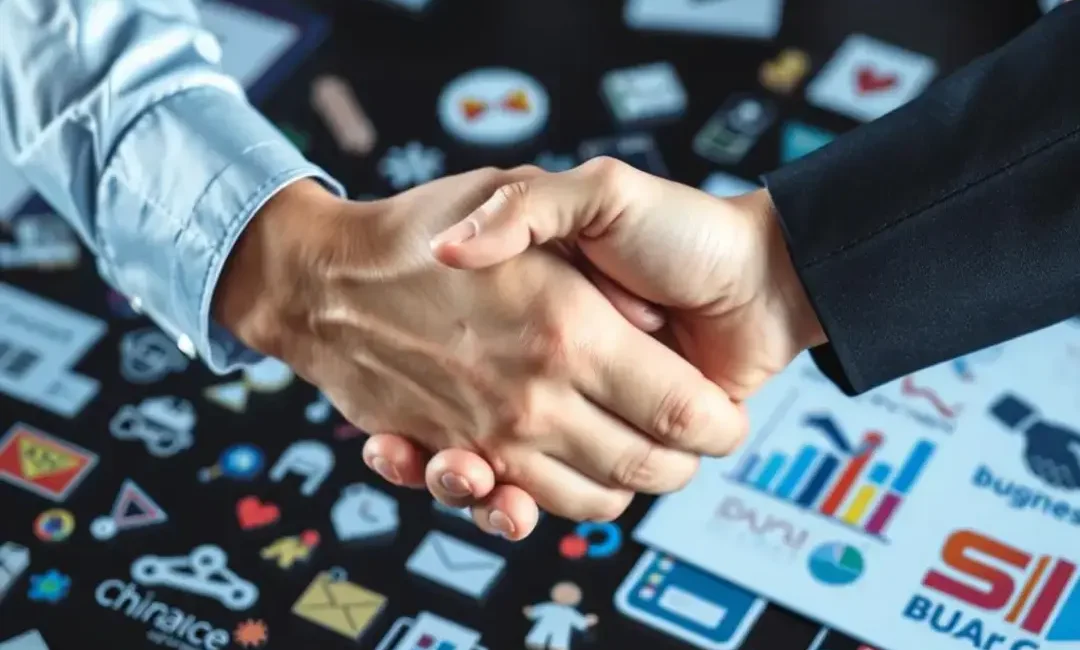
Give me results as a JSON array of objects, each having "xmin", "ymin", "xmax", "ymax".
[
  {"xmin": 120, "ymin": 327, "xmax": 190, "ymax": 383},
  {"xmin": 806, "ymin": 628, "xmax": 877, "ymax": 650},
  {"xmin": 95, "ymin": 576, "xmax": 234, "ymax": 648},
  {"xmin": 233, "ymin": 620, "xmax": 269, "ymax": 648},
  {"xmin": 27, "ymin": 569, "xmax": 70, "ymax": 603},
  {"xmin": 332, "ymin": 483, "xmax": 399, "ymax": 541},
  {"xmin": 0, "ymin": 213, "xmax": 80, "ymax": 271},
  {"xmin": 693, "ymin": 95, "xmax": 777, "ymax": 164},
  {"xmin": 559, "ymin": 522, "xmax": 622, "ymax": 559},
  {"xmin": 730, "ymin": 410, "xmax": 936, "ymax": 542},
  {"xmin": 0, "ymin": 630, "xmax": 49, "ymax": 650},
  {"xmin": 0, "ymin": 282, "xmax": 105, "ymax": 417},
  {"xmin": 33, "ymin": 509, "xmax": 75, "ymax": 542},
  {"xmin": 91, "ymin": 479, "xmax": 168, "ymax": 540},
  {"xmin": 378, "ymin": 141, "xmax": 445, "ymax": 190},
  {"xmin": 131, "ymin": 544, "xmax": 258, "ymax": 610},
  {"xmin": 203, "ymin": 356, "xmax": 294, "ymax": 413},
  {"xmin": 990, "ymin": 392, "xmax": 1080, "ymax": 491},
  {"xmin": 780, "ymin": 122, "xmax": 835, "ymax": 163},
  {"xmin": 0, "ymin": 423, "xmax": 97, "ymax": 502},
  {"xmin": 624, "ymin": 0, "xmax": 784, "ymax": 40},
  {"xmin": 236, "ymin": 496, "xmax": 280, "ymax": 530},
  {"xmin": 0, "ymin": 542, "xmax": 30, "ymax": 603},
  {"xmin": 907, "ymin": 529, "xmax": 1080, "ymax": 645},
  {"xmin": 109, "ymin": 396, "xmax": 196, "ymax": 458},
  {"xmin": 269, "ymin": 440, "xmax": 334, "ymax": 496},
  {"xmin": 579, "ymin": 133, "xmax": 668, "ymax": 177},
  {"xmin": 305, "ymin": 392, "xmax": 333, "ymax": 423},
  {"xmin": 292, "ymin": 568, "xmax": 386, "ymax": 641},
  {"xmin": 261, "ymin": 530, "xmax": 320, "ymax": 569},
  {"xmin": 534, "ymin": 151, "xmax": 576, "ymax": 172},
  {"xmin": 760, "ymin": 48, "xmax": 811, "ymax": 94},
  {"xmin": 700, "ymin": 172, "xmax": 758, "ymax": 198},
  {"xmin": 808, "ymin": 542, "xmax": 865, "ymax": 586},
  {"xmin": 311, "ymin": 74, "xmax": 377, "ymax": 155},
  {"xmin": 601, "ymin": 62, "xmax": 687, "ymax": 125},
  {"xmin": 615, "ymin": 550, "xmax": 766, "ymax": 649},
  {"xmin": 524, "ymin": 581, "xmax": 598, "ymax": 650},
  {"xmin": 199, "ymin": 443, "xmax": 265, "ymax": 482},
  {"xmin": 406, "ymin": 530, "xmax": 506, "ymax": 600},
  {"xmin": 806, "ymin": 34, "xmax": 937, "ymax": 122},
  {"xmin": 376, "ymin": 611, "xmax": 485, "ymax": 650},
  {"xmin": 898, "ymin": 376, "xmax": 961, "ymax": 420},
  {"xmin": 438, "ymin": 68, "xmax": 549, "ymax": 146}
]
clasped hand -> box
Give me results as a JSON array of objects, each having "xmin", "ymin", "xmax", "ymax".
[{"xmin": 215, "ymin": 158, "xmax": 825, "ymax": 540}]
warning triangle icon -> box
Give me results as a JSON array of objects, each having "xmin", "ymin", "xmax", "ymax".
[
  {"xmin": 204, "ymin": 381, "xmax": 249, "ymax": 412},
  {"xmin": 112, "ymin": 479, "xmax": 167, "ymax": 528}
]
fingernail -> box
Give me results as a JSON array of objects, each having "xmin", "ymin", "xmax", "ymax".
[
  {"xmin": 370, "ymin": 456, "xmax": 400, "ymax": 484},
  {"xmin": 439, "ymin": 472, "xmax": 472, "ymax": 497},
  {"xmin": 488, "ymin": 510, "xmax": 515, "ymax": 538},
  {"xmin": 642, "ymin": 306, "xmax": 665, "ymax": 328},
  {"xmin": 430, "ymin": 216, "xmax": 479, "ymax": 248}
]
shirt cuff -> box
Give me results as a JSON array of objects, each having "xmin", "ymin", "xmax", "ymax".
[{"xmin": 95, "ymin": 85, "xmax": 345, "ymax": 374}]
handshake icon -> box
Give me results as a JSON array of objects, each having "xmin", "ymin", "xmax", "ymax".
[{"xmin": 990, "ymin": 393, "xmax": 1080, "ymax": 491}]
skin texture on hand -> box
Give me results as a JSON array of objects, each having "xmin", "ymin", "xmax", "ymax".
[
  {"xmin": 377, "ymin": 158, "xmax": 826, "ymax": 537},
  {"xmin": 213, "ymin": 167, "xmax": 748, "ymax": 537}
]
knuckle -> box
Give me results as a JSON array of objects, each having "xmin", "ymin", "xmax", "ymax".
[
  {"xmin": 581, "ymin": 155, "xmax": 628, "ymax": 188},
  {"xmin": 653, "ymin": 389, "xmax": 704, "ymax": 448},
  {"xmin": 611, "ymin": 443, "xmax": 662, "ymax": 491},
  {"xmin": 503, "ymin": 387, "xmax": 551, "ymax": 441},
  {"xmin": 508, "ymin": 164, "xmax": 543, "ymax": 175},
  {"xmin": 496, "ymin": 179, "xmax": 531, "ymax": 204}
]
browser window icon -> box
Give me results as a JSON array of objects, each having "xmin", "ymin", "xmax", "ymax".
[{"xmin": 614, "ymin": 549, "xmax": 766, "ymax": 649}]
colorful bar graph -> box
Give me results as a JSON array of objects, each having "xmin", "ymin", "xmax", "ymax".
[
  {"xmin": 735, "ymin": 454, "xmax": 760, "ymax": 483},
  {"xmin": 820, "ymin": 432, "xmax": 883, "ymax": 516},
  {"xmin": 775, "ymin": 445, "xmax": 819, "ymax": 499},
  {"xmin": 795, "ymin": 454, "xmax": 839, "ymax": 508},
  {"xmin": 864, "ymin": 493, "xmax": 901, "ymax": 536},
  {"xmin": 754, "ymin": 452, "xmax": 787, "ymax": 490},
  {"xmin": 841, "ymin": 485, "xmax": 878, "ymax": 525},
  {"xmin": 868, "ymin": 462, "xmax": 891, "ymax": 485},
  {"xmin": 891, "ymin": 440, "xmax": 935, "ymax": 494}
]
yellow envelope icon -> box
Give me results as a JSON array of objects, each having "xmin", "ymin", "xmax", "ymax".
[{"xmin": 292, "ymin": 571, "xmax": 386, "ymax": 640}]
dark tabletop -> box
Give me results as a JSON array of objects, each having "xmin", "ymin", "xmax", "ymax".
[{"xmin": 0, "ymin": 1, "xmax": 1045, "ymax": 649}]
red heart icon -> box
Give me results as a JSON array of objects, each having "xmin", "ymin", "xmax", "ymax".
[
  {"xmin": 236, "ymin": 496, "xmax": 280, "ymax": 529},
  {"xmin": 856, "ymin": 67, "xmax": 898, "ymax": 94}
]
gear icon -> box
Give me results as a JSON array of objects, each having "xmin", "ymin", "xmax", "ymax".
[
  {"xmin": 234, "ymin": 619, "xmax": 269, "ymax": 647},
  {"xmin": 28, "ymin": 569, "xmax": 71, "ymax": 603}
]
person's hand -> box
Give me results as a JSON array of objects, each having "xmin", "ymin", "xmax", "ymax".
[
  {"xmin": 368, "ymin": 158, "xmax": 826, "ymax": 530},
  {"xmin": 213, "ymin": 168, "xmax": 747, "ymax": 537}
]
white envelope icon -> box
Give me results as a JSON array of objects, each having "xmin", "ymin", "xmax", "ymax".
[{"xmin": 405, "ymin": 531, "xmax": 505, "ymax": 600}]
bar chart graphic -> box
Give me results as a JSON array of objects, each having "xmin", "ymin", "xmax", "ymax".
[{"xmin": 730, "ymin": 410, "xmax": 936, "ymax": 542}]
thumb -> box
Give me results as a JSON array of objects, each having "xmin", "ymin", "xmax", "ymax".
[{"xmin": 430, "ymin": 160, "xmax": 633, "ymax": 269}]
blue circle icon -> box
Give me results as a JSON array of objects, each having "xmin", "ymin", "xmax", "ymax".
[
  {"xmin": 220, "ymin": 444, "xmax": 264, "ymax": 480},
  {"xmin": 576, "ymin": 522, "xmax": 622, "ymax": 558},
  {"xmin": 808, "ymin": 542, "xmax": 865, "ymax": 586}
]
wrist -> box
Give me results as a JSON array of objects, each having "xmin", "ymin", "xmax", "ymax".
[
  {"xmin": 756, "ymin": 188, "xmax": 827, "ymax": 353},
  {"xmin": 213, "ymin": 178, "xmax": 345, "ymax": 359}
]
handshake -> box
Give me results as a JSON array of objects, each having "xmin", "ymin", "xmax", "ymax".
[{"xmin": 214, "ymin": 158, "xmax": 827, "ymax": 540}]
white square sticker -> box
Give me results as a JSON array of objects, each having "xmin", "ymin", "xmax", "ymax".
[
  {"xmin": 806, "ymin": 34, "xmax": 937, "ymax": 122},
  {"xmin": 623, "ymin": 0, "xmax": 784, "ymax": 40}
]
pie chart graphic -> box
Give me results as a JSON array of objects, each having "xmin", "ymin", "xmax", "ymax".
[{"xmin": 808, "ymin": 542, "xmax": 865, "ymax": 586}]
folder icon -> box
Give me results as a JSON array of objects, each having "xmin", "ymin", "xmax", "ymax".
[{"xmin": 291, "ymin": 571, "xmax": 386, "ymax": 640}]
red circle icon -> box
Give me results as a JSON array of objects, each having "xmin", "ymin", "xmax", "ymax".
[{"xmin": 559, "ymin": 534, "xmax": 588, "ymax": 559}]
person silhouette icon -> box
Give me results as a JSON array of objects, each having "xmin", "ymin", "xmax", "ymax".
[{"xmin": 990, "ymin": 393, "xmax": 1080, "ymax": 491}]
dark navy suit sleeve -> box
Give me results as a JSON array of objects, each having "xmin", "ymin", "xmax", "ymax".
[{"xmin": 763, "ymin": 2, "xmax": 1080, "ymax": 395}]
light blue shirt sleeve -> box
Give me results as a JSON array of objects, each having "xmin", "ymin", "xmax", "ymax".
[{"xmin": 0, "ymin": 0, "xmax": 346, "ymax": 373}]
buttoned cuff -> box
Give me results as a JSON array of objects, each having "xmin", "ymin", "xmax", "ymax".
[{"xmin": 96, "ymin": 85, "xmax": 345, "ymax": 374}]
